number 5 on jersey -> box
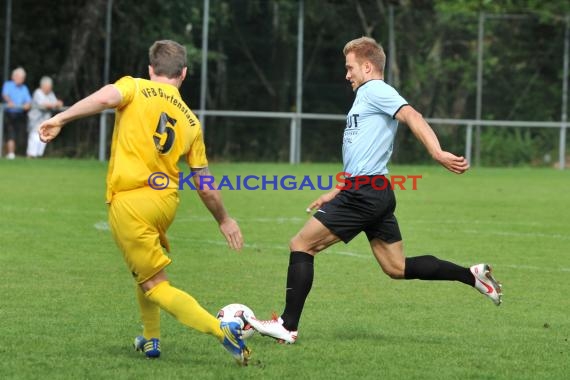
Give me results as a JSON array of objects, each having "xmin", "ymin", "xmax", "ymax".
[{"xmin": 154, "ymin": 112, "xmax": 176, "ymax": 154}]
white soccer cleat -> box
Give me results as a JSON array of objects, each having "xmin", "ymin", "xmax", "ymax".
[
  {"xmin": 470, "ymin": 264, "xmax": 503, "ymax": 306},
  {"xmin": 246, "ymin": 314, "xmax": 298, "ymax": 344}
]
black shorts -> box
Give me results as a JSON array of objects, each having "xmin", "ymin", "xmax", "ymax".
[
  {"xmin": 3, "ymin": 112, "xmax": 27, "ymax": 141},
  {"xmin": 313, "ymin": 176, "xmax": 402, "ymax": 244}
]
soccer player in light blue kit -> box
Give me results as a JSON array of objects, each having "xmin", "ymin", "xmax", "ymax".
[{"xmin": 248, "ymin": 37, "xmax": 503, "ymax": 344}]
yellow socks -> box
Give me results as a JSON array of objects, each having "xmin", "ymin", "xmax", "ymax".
[
  {"xmin": 145, "ymin": 281, "xmax": 224, "ymax": 340},
  {"xmin": 136, "ymin": 285, "xmax": 161, "ymax": 339}
]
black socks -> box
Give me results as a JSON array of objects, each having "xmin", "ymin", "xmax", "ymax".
[
  {"xmin": 404, "ymin": 255, "xmax": 475, "ymax": 286},
  {"xmin": 280, "ymin": 253, "xmax": 474, "ymax": 331},
  {"xmin": 280, "ymin": 251, "xmax": 314, "ymax": 331}
]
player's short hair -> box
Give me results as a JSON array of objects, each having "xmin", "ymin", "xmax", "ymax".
[
  {"xmin": 343, "ymin": 37, "xmax": 386, "ymax": 74},
  {"xmin": 149, "ymin": 40, "xmax": 187, "ymax": 79}
]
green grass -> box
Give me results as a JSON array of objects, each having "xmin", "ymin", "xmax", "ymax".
[{"xmin": 1, "ymin": 159, "xmax": 569, "ymax": 379}]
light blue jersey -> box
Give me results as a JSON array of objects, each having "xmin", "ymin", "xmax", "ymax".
[
  {"xmin": 2, "ymin": 80, "xmax": 32, "ymax": 114},
  {"xmin": 343, "ymin": 80, "xmax": 407, "ymax": 176}
]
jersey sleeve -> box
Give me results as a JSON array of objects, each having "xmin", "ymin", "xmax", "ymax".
[
  {"xmin": 112, "ymin": 76, "xmax": 137, "ymax": 109},
  {"xmin": 2, "ymin": 81, "xmax": 10, "ymax": 97},
  {"xmin": 24, "ymin": 86, "xmax": 32, "ymax": 103},
  {"xmin": 368, "ymin": 83, "xmax": 408, "ymax": 119},
  {"xmin": 186, "ymin": 124, "xmax": 209, "ymax": 169}
]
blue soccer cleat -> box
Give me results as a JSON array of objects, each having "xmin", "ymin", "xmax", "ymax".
[
  {"xmin": 133, "ymin": 336, "xmax": 161, "ymax": 358},
  {"xmin": 220, "ymin": 321, "xmax": 250, "ymax": 366}
]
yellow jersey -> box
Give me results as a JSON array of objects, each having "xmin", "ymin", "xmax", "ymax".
[{"xmin": 106, "ymin": 76, "xmax": 207, "ymax": 202}]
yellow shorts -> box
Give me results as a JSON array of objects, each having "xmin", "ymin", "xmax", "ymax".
[{"xmin": 108, "ymin": 187, "xmax": 179, "ymax": 284}]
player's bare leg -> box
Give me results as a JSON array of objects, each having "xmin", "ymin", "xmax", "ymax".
[
  {"xmin": 370, "ymin": 238, "xmax": 502, "ymax": 305},
  {"xmin": 6, "ymin": 139, "xmax": 16, "ymax": 159},
  {"xmin": 369, "ymin": 239, "xmax": 406, "ymax": 278},
  {"xmin": 289, "ymin": 217, "xmax": 341, "ymax": 254},
  {"xmin": 247, "ymin": 217, "xmax": 340, "ymax": 343}
]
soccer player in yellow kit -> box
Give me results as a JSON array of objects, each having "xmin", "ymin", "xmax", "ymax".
[{"xmin": 39, "ymin": 40, "xmax": 250, "ymax": 365}]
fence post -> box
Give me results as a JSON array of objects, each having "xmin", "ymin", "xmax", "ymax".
[
  {"xmin": 475, "ymin": 11, "xmax": 485, "ymax": 167},
  {"xmin": 98, "ymin": 113, "xmax": 107, "ymax": 162},
  {"xmin": 3, "ymin": 0, "xmax": 12, "ymax": 82},
  {"xmin": 0, "ymin": 105, "xmax": 4, "ymax": 157},
  {"xmin": 560, "ymin": 14, "xmax": 569, "ymax": 170},
  {"xmin": 465, "ymin": 123, "xmax": 473, "ymax": 165},
  {"xmin": 289, "ymin": 118, "xmax": 296, "ymax": 164},
  {"xmin": 560, "ymin": 125, "xmax": 567, "ymax": 169},
  {"xmin": 103, "ymin": 0, "xmax": 112, "ymax": 86},
  {"xmin": 293, "ymin": 0, "xmax": 304, "ymax": 164},
  {"xmin": 198, "ymin": 0, "xmax": 210, "ymax": 131},
  {"xmin": 387, "ymin": 4, "xmax": 395, "ymax": 85}
]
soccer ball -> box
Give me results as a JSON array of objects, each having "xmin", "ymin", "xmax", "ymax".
[{"xmin": 216, "ymin": 303, "xmax": 256, "ymax": 339}]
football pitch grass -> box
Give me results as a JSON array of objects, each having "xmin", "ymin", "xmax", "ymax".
[{"xmin": 1, "ymin": 159, "xmax": 568, "ymax": 379}]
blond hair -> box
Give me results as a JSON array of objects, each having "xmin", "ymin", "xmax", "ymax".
[
  {"xmin": 343, "ymin": 37, "xmax": 386, "ymax": 74},
  {"xmin": 149, "ymin": 40, "xmax": 187, "ymax": 79}
]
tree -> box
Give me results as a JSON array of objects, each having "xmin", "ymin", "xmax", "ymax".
[{"xmin": 3, "ymin": 0, "xmax": 568, "ymax": 164}]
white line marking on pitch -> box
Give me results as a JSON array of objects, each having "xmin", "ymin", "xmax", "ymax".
[
  {"xmin": 177, "ymin": 215, "xmax": 557, "ymax": 228},
  {"xmin": 165, "ymin": 237, "xmax": 570, "ymax": 273},
  {"xmin": 410, "ymin": 219, "xmax": 544, "ymax": 227},
  {"xmin": 406, "ymin": 226, "xmax": 569, "ymax": 241},
  {"xmin": 176, "ymin": 216, "xmax": 569, "ymax": 240},
  {"xmin": 92, "ymin": 220, "xmax": 570, "ymax": 271},
  {"xmin": 94, "ymin": 221, "xmax": 109, "ymax": 231},
  {"xmin": 176, "ymin": 216, "xmax": 306, "ymax": 224},
  {"xmin": 1, "ymin": 205, "xmax": 107, "ymax": 216}
]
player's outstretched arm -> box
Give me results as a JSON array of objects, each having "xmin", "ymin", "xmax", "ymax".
[
  {"xmin": 39, "ymin": 84, "xmax": 122, "ymax": 143},
  {"xmin": 395, "ymin": 105, "xmax": 469, "ymax": 174},
  {"xmin": 192, "ymin": 167, "xmax": 244, "ymax": 251}
]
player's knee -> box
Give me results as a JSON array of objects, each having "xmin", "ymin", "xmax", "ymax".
[
  {"xmin": 141, "ymin": 270, "xmax": 169, "ymax": 292},
  {"xmin": 381, "ymin": 264, "xmax": 405, "ymax": 279},
  {"xmin": 289, "ymin": 235, "xmax": 318, "ymax": 255},
  {"xmin": 289, "ymin": 235, "xmax": 306, "ymax": 252}
]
